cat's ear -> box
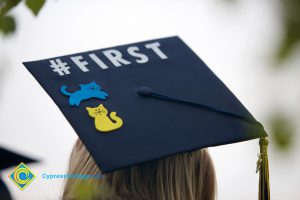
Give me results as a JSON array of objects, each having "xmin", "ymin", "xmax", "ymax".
[
  {"xmin": 98, "ymin": 104, "xmax": 107, "ymax": 112},
  {"xmin": 91, "ymin": 81, "xmax": 100, "ymax": 88},
  {"xmin": 86, "ymin": 107, "xmax": 96, "ymax": 118}
]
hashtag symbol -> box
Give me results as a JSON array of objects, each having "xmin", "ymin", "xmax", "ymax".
[{"xmin": 49, "ymin": 59, "xmax": 71, "ymax": 76}]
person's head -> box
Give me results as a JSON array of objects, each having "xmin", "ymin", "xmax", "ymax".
[{"xmin": 62, "ymin": 139, "xmax": 217, "ymax": 200}]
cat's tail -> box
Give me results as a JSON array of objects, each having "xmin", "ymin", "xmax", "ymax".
[
  {"xmin": 110, "ymin": 112, "xmax": 123, "ymax": 128},
  {"xmin": 60, "ymin": 86, "xmax": 72, "ymax": 96}
]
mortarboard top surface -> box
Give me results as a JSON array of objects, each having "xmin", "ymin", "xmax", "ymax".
[{"xmin": 23, "ymin": 36, "xmax": 267, "ymax": 173}]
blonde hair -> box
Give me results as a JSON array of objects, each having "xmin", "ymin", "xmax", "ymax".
[{"xmin": 62, "ymin": 139, "xmax": 217, "ymax": 200}]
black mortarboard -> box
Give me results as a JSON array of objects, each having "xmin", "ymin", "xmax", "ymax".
[
  {"xmin": 0, "ymin": 147, "xmax": 36, "ymax": 200},
  {"xmin": 23, "ymin": 36, "xmax": 270, "ymax": 199},
  {"xmin": 0, "ymin": 147, "xmax": 36, "ymax": 170}
]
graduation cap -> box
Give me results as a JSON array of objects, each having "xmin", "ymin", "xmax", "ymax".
[
  {"xmin": 23, "ymin": 36, "xmax": 270, "ymax": 200},
  {"xmin": 0, "ymin": 147, "xmax": 36, "ymax": 200}
]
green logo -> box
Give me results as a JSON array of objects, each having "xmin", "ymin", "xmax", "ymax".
[{"xmin": 8, "ymin": 162, "xmax": 36, "ymax": 190}]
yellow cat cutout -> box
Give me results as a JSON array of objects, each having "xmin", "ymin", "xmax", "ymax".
[{"xmin": 86, "ymin": 104, "xmax": 123, "ymax": 132}]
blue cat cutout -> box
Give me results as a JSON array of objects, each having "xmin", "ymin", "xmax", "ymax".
[{"xmin": 60, "ymin": 82, "xmax": 108, "ymax": 106}]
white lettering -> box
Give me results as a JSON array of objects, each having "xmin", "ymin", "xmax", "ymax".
[
  {"xmin": 70, "ymin": 56, "xmax": 89, "ymax": 72},
  {"xmin": 102, "ymin": 49, "xmax": 131, "ymax": 67},
  {"xmin": 145, "ymin": 42, "xmax": 168, "ymax": 59},
  {"xmin": 127, "ymin": 46, "xmax": 149, "ymax": 64},
  {"xmin": 89, "ymin": 53, "xmax": 108, "ymax": 69}
]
